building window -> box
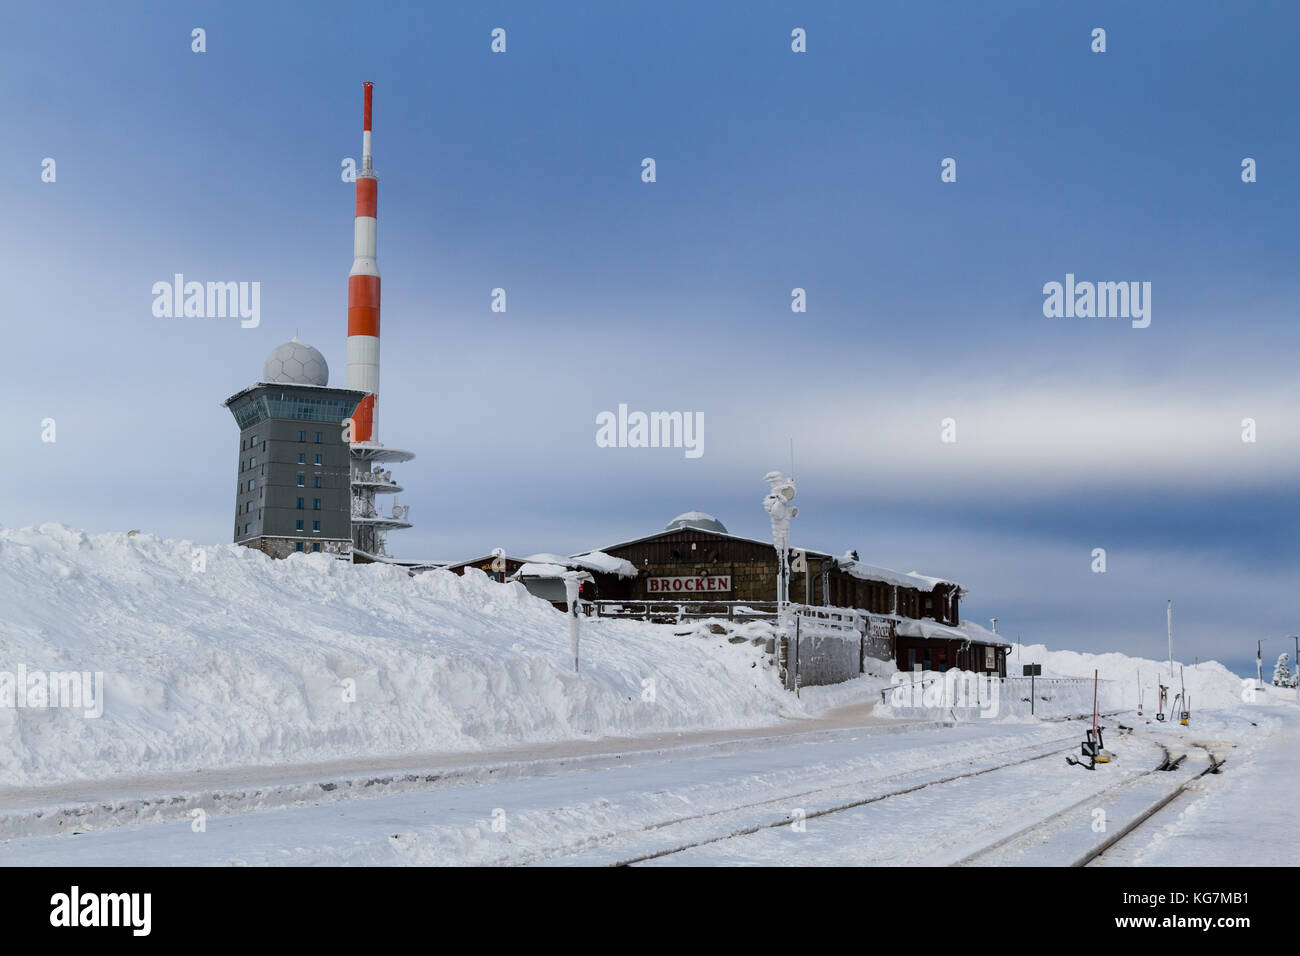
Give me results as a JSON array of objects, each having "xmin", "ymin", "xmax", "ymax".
[
  {"xmin": 250, "ymin": 457, "xmax": 257, "ymax": 469},
  {"xmin": 312, "ymin": 498, "xmax": 321, "ymax": 510},
  {"xmin": 243, "ymin": 523, "xmax": 250, "ymax": 535},
  {"xmin": 297, "ymin": 453, "xmax": 306, "ymax": 465},
  {"xmin": 298, "ymin": 430, "xmax": 306, "ymax": 442},
  {"xmin": 313, "ymin": 454, "xmax": 322, "ymax": 465},
  {"xmin": 296, "ymin": 519, "xmax": 304, "ymax": 531},
  {"xmin": 312, "ymin": 520, "xmax": 320, "ymax": 532},
  {"xmin": 313, "ymin": 476, "xmax": 322, "ymax": 488},
  {"xmin": 247, "ymin": 479, "xmax": 255, "ymax": 491},
  {"xmin": 312, "ymin": 543, "xmax": 321, "ymax": 553},
  {"xmin": 296, "ymin": 497, "xmax": 304, "ymax": 510},
  {"xmin": 314, "ymin": 432, "xmax": 322, "ymax": 443},
  {"xmin": 296, "ymin": 542, "xmax": 304, "ymax": 553},
  {"xmin": 249, "ymin": 434, "xmax": 257, "ymax": 445},
  {"xmin": 297, "ymin": 474, "xmax": 305, "ymax": 487}
]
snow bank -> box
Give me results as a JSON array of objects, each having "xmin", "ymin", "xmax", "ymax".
[
  {"xmin": 1010, "ymin": 643, "xmax": 1252, "ymax": 713},
  {"xmin": 0, "ymin": 524, "xmax": 800, "ymax": 787}
]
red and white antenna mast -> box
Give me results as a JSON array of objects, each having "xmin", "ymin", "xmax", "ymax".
[{"xmin": 347, "ymin": 81, "xmax": 380, "ymax": 441}]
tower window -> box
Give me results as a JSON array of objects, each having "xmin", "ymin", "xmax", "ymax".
[
  {"xmin": 313, "ymin": 476, "xmax": 322, "ymax": 488},
  {"xmin": 313, "ymin": 454, "xmax": 322, "ymax": 465},
  {"xmin": 312, "ymin": 498, "xmax": 321, "ymax": 510},
  {"xmin": 296, "ymin": 519, "xmax": 304, "ymax": 531},
  {"xmin": 312, "ymin": 520, "xmax": 320, "ymax": 532},
  {"xmin": 297, "ymin": 474, "xmax": 305, "ymax": 487},
  {"xmin": 297, "ymin": 453, "xmax": 306, "ymax": 465},
  {"xmin": 314, "ymin": 432, "xmax": 322, "ymax": 443},
  {"xmin": 296, "ymin": 497, "xmax": 304, "ymax": 510},
  {"xmin": 247, "ymin": 479, "xmax": 255, "ymax": 491},
  {"xmin": 250, "ymin": 457, "xmax": 257, "ymax": 469},
  {"xmin": 297, "ymin": 431, "xmax": 306, "ymax": 442}
]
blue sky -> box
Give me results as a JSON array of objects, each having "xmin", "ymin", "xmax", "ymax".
[{"xmin": 3, "ymin": 1, "xmax": 1297, "ymax": 675}]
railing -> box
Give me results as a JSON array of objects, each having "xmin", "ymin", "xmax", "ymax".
[
  {"xmin": 586, "ymin": 600, "xmax": 780, "ymax": 622},
  {"xmin": 790, "ymin": 604, "xmax": 863, "ymax": 637},
  {"xmin": 880, "ymin": 674, "xmax": 1115, "ymax": 703},
  {"xmin": 353, "ymin": 471, "xmax": 398, "ymax": 486}
]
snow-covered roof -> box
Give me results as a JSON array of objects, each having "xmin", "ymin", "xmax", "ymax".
[
  {"xmin": 895, "ymin": 619, "xmax": 1009, "ymax": 646},
  {"xmin": 957, "ymin": 619, "xmax": 1011, "ymax": 647},
  {"xmin": 567, "ymin": 550, "xmax": 638, "ymax": 578},
  {"xmin": 518, "ymin": 551, "xmax": 638, "ymax": 579},
  {"xmin": 840, "ymin": 560, "xmax": 959, "ymax": 592},
  {"xmin": 514, "ymin": 562, "xmax": 569, "ymax": 579},
  {"xmin": 512, "ymin": 563, "xmax": 593, "ymax": 582},
  {"xmin": 595, "ymin": 526, "xmax": 835, "ymax": 560}
]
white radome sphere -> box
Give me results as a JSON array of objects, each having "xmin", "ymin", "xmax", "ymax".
[{"xmin": 263, "ymin": 337, "xmax": 329, "ymax": 386}]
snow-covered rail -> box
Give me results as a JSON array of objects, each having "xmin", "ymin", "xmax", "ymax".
[
  {"xmin": 1075, "ymin": 745, "xmax": 1224, "ymax": 867},
  {"xmin": 953, "ymin": 740, "xmax": 1226, "ymax": 867},
  {"xmin": 604, "ymin": 734, "xmax": 1083, "ymax": 867}
]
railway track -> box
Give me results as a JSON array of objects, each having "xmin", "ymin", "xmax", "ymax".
[
  {"xmin": 1075, "ymin": 744, "xmax": 1224, "ymax": 867},
  {"xmin": 597, "ymin": 724, "xmax": 1223, "ymax": 867},
  {"xmin": 952, "ymin": 739, "xmax": 1225, "ymax": 867},
  {"xmin": 600, "ymin": 734, "xmax": 1086, "ymax": 867}
]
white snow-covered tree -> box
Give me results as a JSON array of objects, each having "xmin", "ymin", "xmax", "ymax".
[{"xmin": 1273, "ymin": 652, "xmax": 1293, "ymax": 687}]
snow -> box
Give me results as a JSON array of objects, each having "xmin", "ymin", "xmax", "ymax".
[
  {"xmin": 2, "ymin": 521, "xmax": 1295, "ymax": 872},
  {"xmin": 1007, "ymin": 642, "xmax": 1254, "ymax": 713},
  {"xmin": 512, "ymin": 562, "xmax": 572, "ymax": 579},
  {"xmin": 840, "ymin": 559, "xmax": 955, "ymax": 591},
  {"xmin": 566, "ymin": 550, "xmax": 638, "ymax": 578},
  {"xmin": 0, "ymin": 523, "xmax": 830, "ymax": 788},
  {"xmin": 1092, "ymin": 707, "xmax": 1300, "ymax": 866},
  {"xmin": 517, "ymin": 550, "xmax": 637, "ymax": 579},
  {"xmin": 667, "ymin": 511, "xmax": 719, "ymax": 525},
  {"xmin": 895, "ymin": 619, "xmax": 975, "ymax": 643}
]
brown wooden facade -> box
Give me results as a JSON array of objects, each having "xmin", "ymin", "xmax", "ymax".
[
  {"xmin": 591, "ymin": 527, "xmax": 961, "ymax": 627},
  {"xmin": 894, "ymin": 634, "xmax": 1007, "ymax": 678}
]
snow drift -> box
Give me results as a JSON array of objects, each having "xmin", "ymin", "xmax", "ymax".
[{"xmin": 0, "ymin": 524, "xmax": 798, "ymax": 787}]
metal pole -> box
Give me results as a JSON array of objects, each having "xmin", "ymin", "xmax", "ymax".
[
  {"xmin": 1167, "ymin": 600, "xmax": 1173, "ymax": 684},
  {"xmin": 1292, "ymin": 635, "xmax": 1300, "ymax": 703}
]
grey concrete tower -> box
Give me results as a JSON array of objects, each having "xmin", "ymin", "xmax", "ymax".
[{"xmin": 222, "ymin": 338, "xmax": 368, "ymax": 559}]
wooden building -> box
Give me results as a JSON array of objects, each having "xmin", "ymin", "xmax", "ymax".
[{"xmin": 582, "ymin": 512, "xmax": 1006, "ymax": 677}]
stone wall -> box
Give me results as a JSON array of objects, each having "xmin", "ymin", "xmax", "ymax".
[{"xmin": 785, "ymin": 626, "xmax": 863, "ymax": 689}]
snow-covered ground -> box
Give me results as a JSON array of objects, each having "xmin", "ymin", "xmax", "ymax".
[
  {"xmin": 0, "ymin": 524, "xmax": 843, "ymax": 788},
  {"xmin": 1, "ymin": 522, "xmax": 1295, "ymax": 866}
]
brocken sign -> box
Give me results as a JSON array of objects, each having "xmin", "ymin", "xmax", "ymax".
[{"xmin": 647, "ymin": 575, "xmax": 732, "ymax": 593}]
